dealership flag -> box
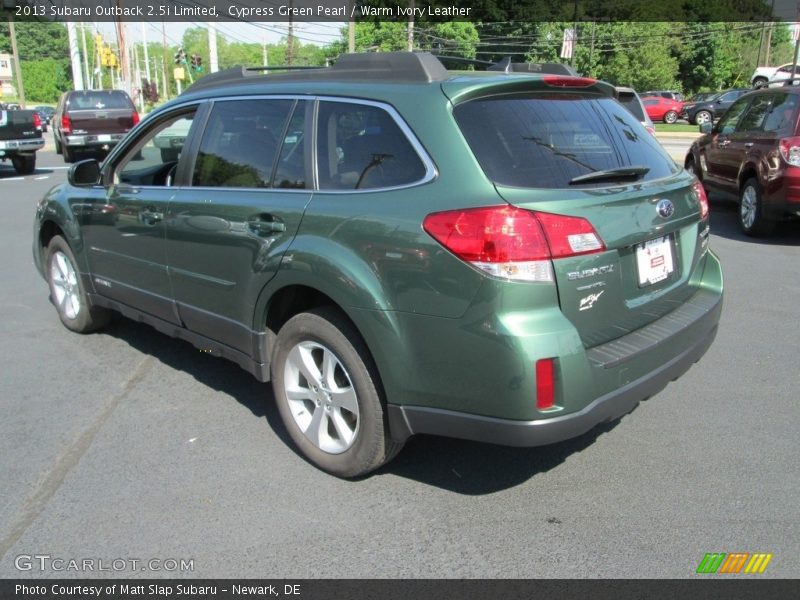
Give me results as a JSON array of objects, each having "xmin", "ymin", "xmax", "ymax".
[{"xmin": 561, "ymin": 28, "xmax": 576, "ymax": 59}]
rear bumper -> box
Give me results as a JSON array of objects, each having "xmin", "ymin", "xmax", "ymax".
[
  {"xmin": 64, "ymin": 133, "xmax": 125, "ymax": 148},
  {"xmin": 388, "ymin": 286, "xmax": 722, "ymax": 447},
  {"xmin": 0, "ymin": 138, "xmax": 44, "ymax": 153}
]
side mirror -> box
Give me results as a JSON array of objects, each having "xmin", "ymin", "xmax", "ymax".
[
  {"xmin": 68, "ymin": 159, "xmax": 101, "ymax": 187},
  {"xmin": 699, "ymin": 122, "xmax": 713, "ymax": 134}
]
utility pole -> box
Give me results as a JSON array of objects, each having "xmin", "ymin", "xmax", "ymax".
[
  {"xmin": 7, "ymin": 13, "xmax": 25, "ymax": 107},
  {"xmin": 287, "ymin": 10, "xmax": 295, "ymax": 65},
  {"xmin": 208, "ymin": 22, "xmax": 218, "ymax": 73},
  {"xmin": 407, "ymin": 0, "xmax": 414, "ymax": 52},
  {"xmin": 80, "ymin": 24, "xmax": 90, "ymax": 89},
  {"xmin": 114, "ymin": 3, "xmax": 130, "ymax": 92},
  {"xmin": 141, "ymin": 22, "xmax": 151, "ymax": 84},
  {"xmin": 161, "ymin": 21, "xmax": 169, "ymax": 100},
  {"xmin": 348, "ymin": 0, "xmax": 355, "ymax": 52},
  {"xmin": 67, "ymin": 23, "xmax": 85, "ymax": 91},
  {"xmin": 262, "ymin": 31, "xmax": 269, "ymax": 67}
]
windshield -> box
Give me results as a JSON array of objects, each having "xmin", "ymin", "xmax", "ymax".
[
  {"xmin": 67, "ymin": 91, "xmax": 132, "ymax": 110},
  {"xmin": 454, "ymin": 93, "xmax": 678, "ymax": 189}
]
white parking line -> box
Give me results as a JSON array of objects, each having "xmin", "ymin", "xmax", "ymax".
[
  {"xmin": 0, "ymin": 177, "xmax": 24, "ymax": 182},
  {"xmin": 34, "ymin": 176, "xmax": 49, "ymax": 180}
]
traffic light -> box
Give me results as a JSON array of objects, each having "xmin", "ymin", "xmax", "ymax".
[
  {"xmin": 174, "ymin": 49, "xmax": 186, "ymax": 65},
  {"xmin": 190, "ymin": 54, "xmax": 203, "ymax": 71}
]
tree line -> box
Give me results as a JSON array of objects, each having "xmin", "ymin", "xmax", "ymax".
[{"xmin": 0, "ymin": 20, "xmax": 794, "ymax": 104}]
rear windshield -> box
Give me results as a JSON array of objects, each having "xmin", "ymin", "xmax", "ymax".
[
  {"xmin": 454, "ymin": 93, "xmax": 678, "ymax": 188},
  {"xmin": 66, "ymin": 91, "xmax": 132, "ymax": 110}
]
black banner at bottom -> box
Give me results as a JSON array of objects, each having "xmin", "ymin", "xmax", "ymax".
[{"xmin": 2, "ymin": 579, "xmax": 799, "ymax": 600}]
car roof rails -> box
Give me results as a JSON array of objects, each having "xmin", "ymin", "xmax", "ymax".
[
  {"xmin": 185, "ymin": 51, "xmax": 581, "ymax": 94},
  {"xmin": 186, "ymin": 52, "xmax": 450, "ymax": 93}
]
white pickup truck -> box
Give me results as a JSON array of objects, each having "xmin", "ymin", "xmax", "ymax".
[{"xmin": 0, "ymin": 107, "xmax": 44, "ymax": 174}]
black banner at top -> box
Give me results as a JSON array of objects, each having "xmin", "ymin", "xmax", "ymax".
[{"xmin": 1, "ymin": 0, "xmax": 799, "ymax": 23}]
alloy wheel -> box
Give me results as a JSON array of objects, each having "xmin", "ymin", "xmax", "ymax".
[{"xmin": 49, "ymin": 251, "xmax": 81, "ymax": 320}]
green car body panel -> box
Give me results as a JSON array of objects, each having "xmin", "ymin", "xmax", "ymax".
[{"xmin": 33, "ymin": 54, "xmax": 723, "ymax": 454}]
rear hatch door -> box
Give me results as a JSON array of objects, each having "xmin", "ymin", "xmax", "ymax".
[
  {"xmin": 0, "ymin": 110, "xmax": 41, "ymax": 141},
  {"xmin": 453, "ymin": 89, "xmax": 707, "ymax": 347},
  {"xmin": 66, "ymin": 91, "xmax": 136, "ymax": 135}
]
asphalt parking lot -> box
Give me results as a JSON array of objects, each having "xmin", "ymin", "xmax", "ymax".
[{"xmin": 0, "ymin": 141, "xmax": 798, "ymax": 578}]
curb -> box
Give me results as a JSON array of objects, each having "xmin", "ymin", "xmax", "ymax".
[{"xmin": 656, "ymin": 131, "xmax": 701, "ymax": 138}]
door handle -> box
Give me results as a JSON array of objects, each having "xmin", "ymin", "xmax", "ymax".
[
  {"xmin": 248, "ymin": 217, "xmax": 286, "ymax": 235},
  {"xmin": 718, "ymin": 139, "xmax": 730, "ymax": 147},
  {"xmin": 744, "ymin": 142, "xmax": 754, "ymax": 148}
]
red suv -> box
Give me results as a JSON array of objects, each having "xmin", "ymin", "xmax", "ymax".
[{"xmin": 685, "ymin": 87, "xmax": 800, "ymax": 235}]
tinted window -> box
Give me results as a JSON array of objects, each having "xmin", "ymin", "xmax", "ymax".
[
  {"xmin": 274, "ymin": 106, "xmax": 307, "ymax": 189},
  {"xmin": 718, "ymin": 91, "xmax": 743, "ymax": 103},
  {"xmin": 762, "ymin": 93, "xmax": 799, "ymax": 132},
  {"xmin": 67, "ymin": 91, "xmax": 133, "ymax": 110},
  {"xmin": 736, "ymin": 95, "xmax": 773, "ymax": 132},
  {"xmin": 193, "ymin": 99, "xmax": 293, "ymax": 189},
  {"xmin": 454, "ymin": 93, "xmax": 678, "ymax": 188},
  {"xmin": 316, "ymin": 102, "xmax": 426, "ymax": 190},
  {"xmin": 616, "ymin": 92, "xmax": 646, "ymax": 121},
  {"xmin": 716, "ymin": 97, "xmax": 750, "ymax": 135}
]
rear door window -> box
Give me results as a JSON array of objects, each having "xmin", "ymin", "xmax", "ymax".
[
  {"xmin": 736, "ymin": 95, "xmax": 773, "ymax": 132},
  {"xmin": 316, "ymin": 101, "xmax": 427, "ymax": 190},
  {"xmin": 454, "ymin": 93, "xmax": 677, "ymax": 188},
  {"xmin": 715, "ymin": 97, "xmax": 750, "ymax": 135},
  {"xmin": 762, "ymin": 93, "xmax": 799, "ymax": 132}
]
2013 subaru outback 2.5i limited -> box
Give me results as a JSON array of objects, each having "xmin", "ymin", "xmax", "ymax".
[{"xmin": 33, "ymin": 53, "xmax": 723, "ymax": 477}]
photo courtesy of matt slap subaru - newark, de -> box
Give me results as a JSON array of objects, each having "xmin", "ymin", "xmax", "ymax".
[{"xmin": 32, "ymin": 52, "xmax": 723, "ymax": 478}]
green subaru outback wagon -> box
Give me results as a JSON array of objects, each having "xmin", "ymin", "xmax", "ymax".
[{"xmin": 33, "ymin": 53, "xmax": 722, "ymax": 477}]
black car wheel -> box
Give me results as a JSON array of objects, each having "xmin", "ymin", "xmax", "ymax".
[
  {"xmin": 62, "ymin": 145, "xmax": 76, "ymax": 163},
  {"xmin": 739, "ymin": 178, "xmax": 775, "ymax": 237},
  {"xmin": 54, "ymin": 137, "xmax": 62, "ymax": 155},
  {"xmin": 272, "ymin": 307, "xmax": 402, "ymax": 478},
  {"xmin": 753, "ymin": 77, "xmax": 768, "ymax": 89},
  {"xmin": 11, "ymin": 154, "xmax": 36, "ymax": 175},
  {"xmin": 695, "ymin": 110, "xmax": 712, "ymax": 126}
]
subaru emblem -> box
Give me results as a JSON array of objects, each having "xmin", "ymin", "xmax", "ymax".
[{"xmin": 656, "ymin": 199, "xmax": 675, "ymax": 218}]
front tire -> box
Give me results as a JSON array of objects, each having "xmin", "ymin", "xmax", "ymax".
[
  {"xmin": 664, "ymin": 110, "xmax": 678, "ymax": 124},
  {"xmin": 739, "ymin": 178, "xmax": 775, "ymax": 236},
  {"xmin": 753, "ymin": 77, "xmax": 768, "ymax": 89},
  {"xmin": 271, "ymin": 307, "xmax": 402, "ymax": 478},
  {"xmin": 695, "ymin": 110, "xmax": 712, "ymax": 126},
  {"xmin": 46, "ymin": 236, "xmax": 110, "ymax": 333}
]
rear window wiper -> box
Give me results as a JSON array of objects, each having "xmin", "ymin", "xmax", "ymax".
[{"xmin": 568, "ymin": 166, "xmax": 650, "ymax": 185}]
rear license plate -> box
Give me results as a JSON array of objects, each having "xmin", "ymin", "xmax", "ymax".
[
  {"xmin": 636, "ymin": 235, "xmax": 675, "ymax": 286},
  {"xmin": 97, "ymin": 134, "xmax": 112, "ymax": 142}
]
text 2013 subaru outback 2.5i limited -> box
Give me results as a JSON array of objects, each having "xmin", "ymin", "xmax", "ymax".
[{"xmin": 33, "ymin": 53, "xmax": 723, "ymax": 477}]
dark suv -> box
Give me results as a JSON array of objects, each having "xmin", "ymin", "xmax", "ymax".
[
  {"xmin": 680, "ymin": 89, "xmax": 749, "ymax": 125},
  {"xmin": 685, "ymin": 86, "xmax": 800, "ymax": 235},
  {"xmin": 33, "ymin": 53, "xmax": 723, "ymax": 477},
  {"xmin": 53, "ymin": 90, "xmax": 139, "ymax": 163}
]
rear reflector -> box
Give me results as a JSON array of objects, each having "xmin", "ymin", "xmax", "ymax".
[
  {"xmin": 542, "ymin": 76, "xmax": 596, "ymax": 88},
  {"xmin": 536, "ymin": 359, "xmax": 556, "ymax": 410},
  {"xmin": 423, "ymin": 206, "xmax": 605, "ymax": 282}
]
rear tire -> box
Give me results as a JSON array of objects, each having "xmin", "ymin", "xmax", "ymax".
[
  {"xmin": 739, "ymin": 178, "xmax": 775, "ymax": 236},
  {"xmin": 11, "ymin": 154, "xmax": 36, "ymax": 175},
  {"xmin": 695, "ymin": 110, "xmax": 712, "ymax": 126},
  {"xmin": 271, "ymin": 307, "xmax": 402, "ymax": 478},
  {"xmin": 753, "ymin": 77, "xmax": 768, "ymax": 89},
  {"xmin": 45, "ymin": 236, "xmax": 110, "ymax": 333},
  {"xmin": 62, "ymin": 145, "xmax": 75, "ymax": 164}
]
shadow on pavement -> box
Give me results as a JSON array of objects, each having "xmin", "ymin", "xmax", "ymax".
[
  {"xmin": 101, "ymin": 316, "xmax": 626, "ymax": 495},
  {"xmin": 708, "ymin": 194, "xmax": 800, "ymax": 245}
]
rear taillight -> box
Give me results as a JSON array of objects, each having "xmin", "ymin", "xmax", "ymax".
[
  {"xmin": 422, "ymin": 206, "xmax": 605, "ymax": 282},
  {"xmin": 779, "ymin": 136, "xmax": 800, "ymax": 166},
  {"xmin": 542, "ymin": 76, "xmax": 596, "ymax": 88},
  {"xmin": 32, "ymin": 112, "xmax": 42, "ymax": 130},
  {"xmin": 691, "ymin": 179, "xmax": 709, "ymax": 219},
  {"xmin": 645, "ymin": 125, "xmax": 657, "ymax": 136},
  {"xmin": 131, "ymin": 111, "xmax": 140, "ymax": 127},
  {"xmin": 61, "ymin": 114, "xmax": 72, "ymax": 135},
  {"xmin": 536, "ymin": 358, "xmax": 556, "ymax": 410}
]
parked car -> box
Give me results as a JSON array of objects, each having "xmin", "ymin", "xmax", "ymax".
[
  {"xmin": 750, "ymin": 62, "xmax": 800, "ymax": 88},
  {"xmin": 615, "ymin": 87, "xmax": 656, "ymax": 134},
  {"xmin": 685, "ymin": 86, "xmax": 800, "ymax": 236},
  {"xmin": 0, "ymin": 107, "xmax": 44, "ymax": 174},
  {"xmin": 52, "ymin": 90, "xmax": 139, "ymax": 163},
  {"xmin": 33, "ymin": 52, "xmax": 723, "ymax": 477},
  {"xmin": 642, "ymin": 90, "xmax": 684, "ymax": 102},
  {"xmin": 642, "ymin": 95, "xmax": 684, "ymax": 123},
  {"xmin": 680, "ymin": 89, "xmax": 749, "ymax": 125},
  {"xmin": 686, "ymin": 92, "xmax": 716, "ymax": 103}
]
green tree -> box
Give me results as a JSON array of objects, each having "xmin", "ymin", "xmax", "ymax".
[{"xmin": 20, "ymin": 58, "xmax": 71, "ymax": 103}]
